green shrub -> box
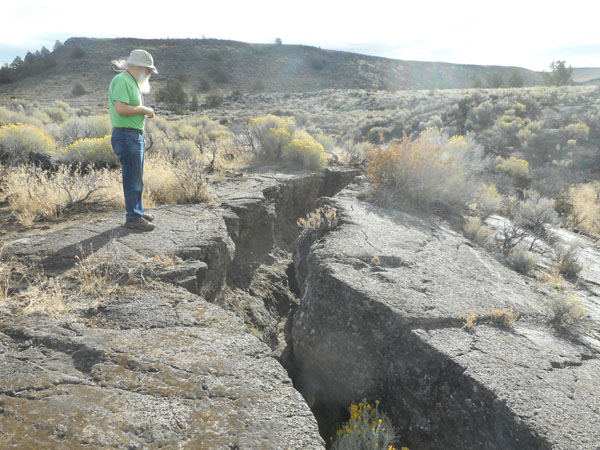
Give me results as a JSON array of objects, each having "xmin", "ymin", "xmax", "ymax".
[
  {"xmin": 156, "ymin": 80, "xmax": 188, "ymax": 112},
  {"xmin": 507, "ymin": 247, "xmax": 537, "ymax": 275},
  {"xmin": 70, "ymin": 46, "xmax": 86, "ymax": 59},
  {"xmin": 72, "ymin": 82, "xmax": 86, "ymax": 96},
  {"xmin": 58, "ymin": 135, "xmax": 118, "ymax": 166},
  {"xmin": 206, "ymin": 92, "xmax": 224, "ymax": 108},
  {"xmin": 0, "ymin": 123, "xmax": 56, "ymax": 165}
]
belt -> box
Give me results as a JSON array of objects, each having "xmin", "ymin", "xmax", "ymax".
[{"xmin": 113, "ymin": 127, "xmax": 143, "ymax": 134}]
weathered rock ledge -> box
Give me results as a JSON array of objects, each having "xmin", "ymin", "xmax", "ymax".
[
  {"xmin": 0, "ymin": 169, "xmax": 357, "ymax": 449},
  {"xmin": 292, "ymin": 179, "xmax": 600, "ymax": 450}
]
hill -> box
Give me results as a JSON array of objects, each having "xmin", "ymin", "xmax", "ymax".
[{"xmin": 0, "ymin": 37, "xmax": 546, "ymax": 104}]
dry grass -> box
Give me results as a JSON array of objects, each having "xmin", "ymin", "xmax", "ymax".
[
  {"xmin": 143, "ymin": 155, "xmax": 216, "ymax": 206},
  {"xmin": 297, "ymin": 205, "xmax": 338, "ymax": 230},
  {"xmin": 18, "ymin": 276, "xmax": 67, "ymax": 318},
  {"xmin": 488, "ymin": 307, "xmax": 519, "ymax": 327},
  {"xmin": 463, "ymin": 312, "xmax": 478, "ymax": 328},
  {"xmin": 75, "ymin": 242, "xmax": 128, "ymax": 298},
  {"xmin": 463, "ymin": 308, "xmax": 519, "ymax": 328},
  {"xmin": 3, "ymin": 165, "xmax": 123, "ymax": 226}
]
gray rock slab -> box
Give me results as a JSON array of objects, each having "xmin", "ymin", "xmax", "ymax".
[
  {"xmin": 292, "ymin": 183, "xmax": 600, "ymax": 450},
  {"xmin": 0, "ymin": 285, "xmax": 324, "ymax": 449}
]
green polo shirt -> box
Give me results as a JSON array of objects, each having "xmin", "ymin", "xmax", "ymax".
[{"xmin": 108, "ymin": 71, "xmax": 145, "ymax": 130}]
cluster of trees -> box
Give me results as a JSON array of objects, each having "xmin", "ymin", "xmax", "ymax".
[{"xmin": 0, "ymin": 41, "xmax": 63, "ymax": 84}]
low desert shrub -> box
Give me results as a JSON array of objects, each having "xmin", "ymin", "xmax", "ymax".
[
  {"xmin": 366, "ymin": 129, "xmax": 483, "ymax": 214},
  {"xmin": 463, "ymin": 217, "xmax": 494, "ymax": 247},
  {"xmin": 507, "ymin": 247, "xmax": 538, "ymax": 275},
  {"xmin": 556, "ymin": 244, "xmax": 583, "ymax": 280},
  {"xmin": 330, "ymin": 399, "xmax": 400, "ymax": 450},
  {"xmin": 476, "ymin": 184, "xmax": 503, "ymax": 220},
  {"xmin": 58, "ymin": 135, "xmax": 118, "ymax": 166},
  {"xmin": 58, "ymin": 115, "xmax": 111, "ymax": 145},
  {"xmin": 549, "ymin": 288, "xmax": 587, "ymax": 328},
  {"xmin": 567, "ymin": 182, "xmax": 600, "ymax": 236},
  {"xmin": 0, "ymin": 123, "xmax": 56, "ymax": 165}
]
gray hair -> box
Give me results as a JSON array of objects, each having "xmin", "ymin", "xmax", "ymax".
[{"xmin": 111, "ymin": 58, "xmax": 130, "ymax": 72}]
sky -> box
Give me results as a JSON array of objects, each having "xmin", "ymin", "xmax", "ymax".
[{"xmin": 1, "ymin": 0, "xmax": 599, "ymax": 71}]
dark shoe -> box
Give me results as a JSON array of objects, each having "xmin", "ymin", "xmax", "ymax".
[
  {"xmin": 125, "ymin": 217, "xmax": 156, "ymax": 231},
  {"xmin": 142, "ymin": 213, "xmax": 155, "ymax": 222}
]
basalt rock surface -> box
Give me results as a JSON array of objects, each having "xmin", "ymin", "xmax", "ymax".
[
  {"xmin": 0, "ymin": 169, "xmax": 357, "ymax": 449},
  {"xmin": 292, "ymin": 178, "xmax": 600, "ymax": 450}
]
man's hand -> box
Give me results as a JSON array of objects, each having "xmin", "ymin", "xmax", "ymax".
[{"xmin": 142, "ymin": 106, "xmax": 155, "ymax": 119}]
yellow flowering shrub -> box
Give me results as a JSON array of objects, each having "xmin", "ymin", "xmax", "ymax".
[
  {"xmin": 0, "ymin": 123, "xmax": 56, "ymax": 165},
  {"xmin": 248, "ymin": 115, "xmax": 327, "ymax": 169},
  {"xmin": 495, "ymin": 156, "xmax": 529, "ymax": 177},
  {"xmin": 565, "ymin": 123, "xmax": 590, "ymax": 141},
  {"xmin": 285, "ymin": 129, "xmax": 327, "ymax": 169},
  {"xmin": 330, "ymin": 399, "xmax": 405, "ymax": 450},
  {"xmin": 59, "ymin": 135, "xmax": 118, "ymax": 166}
]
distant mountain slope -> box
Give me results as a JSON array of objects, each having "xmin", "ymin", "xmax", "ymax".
[
  {"xmin": 572, "ymin": 67, "xmax": 600, "ymax": 84},
  {"xmin": 0, "ymin": 37, "xmax": 546, "ymax": 103}
]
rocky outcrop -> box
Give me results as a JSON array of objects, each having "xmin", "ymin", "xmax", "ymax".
[
  {"xmin": 0, "ymin": 169, "xmax": 357, "ymax": 449},
  {"xmin": 292, "ymin": 179, "xmax": 600, "ymax": 449}
]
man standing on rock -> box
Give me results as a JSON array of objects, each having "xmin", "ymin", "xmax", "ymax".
[{"xmin": 109, "ymin": 49, "xmax": 157, "ymax": 231}]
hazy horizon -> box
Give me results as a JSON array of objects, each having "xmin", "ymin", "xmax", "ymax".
[{"xmin": 1, "ymin": 0, "xmax": 599, "ymax": 71}]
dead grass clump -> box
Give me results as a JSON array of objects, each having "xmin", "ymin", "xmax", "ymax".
[
  {"xmin": 18, "ymin": 276, "xmax": 67, "ymax": 318},
  {"xmin": 297, "ymin": 205, "xmax": 338, "ymax": 230},
  {"xmin": 488, "ymin": 307, "xmax": 519, "ymax": 327},
  {"xmin": 3, "ymin": 165, "xmax": 123, "ymax": 226},
  {"xmin": 75, "ymin": 243, "xmax": 128, "ymax": 298},
  {"xmin": 463, "ymin": 308, "xmax": 519, "ymax": 329},
  {"xmin": 0, "ymin": 244, "xmax": 28, "ymax": 302}
]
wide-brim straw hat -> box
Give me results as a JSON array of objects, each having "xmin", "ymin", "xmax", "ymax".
[{"xmin": 127, "ymin": 49, "xmax": 158, "ymax": 74}]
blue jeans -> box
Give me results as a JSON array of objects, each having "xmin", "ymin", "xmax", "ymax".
[{"xmin": 111, "ymin": 128, "xmax": 145, "ymax": 223}]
